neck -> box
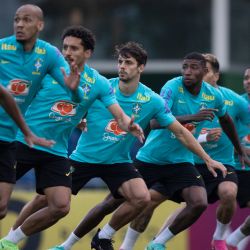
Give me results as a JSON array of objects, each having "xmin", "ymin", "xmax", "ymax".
[
  {"xmin": 119, "ymin": 77, "xmax": 139, "ymax": 95},
  {"xmin": 21, "ymin": 37, "xmax": 37, "ymax": 52},
  {"xmin": 185, "ymin": 82, "xmax": 202, "ymax": 96}
]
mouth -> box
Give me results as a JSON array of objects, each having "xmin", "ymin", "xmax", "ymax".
[{"xmin": 16, "ymin": 30, "xmax": 24, "ymax": 36}]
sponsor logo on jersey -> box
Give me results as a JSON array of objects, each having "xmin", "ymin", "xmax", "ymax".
[
  {"xmin": 83, "ymin": 72, "xmax": 95, "ymax": 84},
  {"xmin": 183, "ymin": 123, "xmax": 196, "ymax": 133},
  {"xmin": 1, "ymin": 43, "xmax": 16, "ymax": 51},
  {"xmin": 7, "ymin": 79, "xmax": 30, "ymax": 95},
  {"xmin": 105, "ymin": 119, "xmax": 127, "ymax": 136},
  {"xmin": 51, "ymin": 101, "xmax": 77, "ymax": 116},
  {"xmin": 35, "ymin": 47, "xmax": 46, "ymax": 55},
  {"xmin": 224, "ymin": 99, "xmax": 234, "ymax": 106},
  {"xmin": 202, "ymin": 93, "xmax": 215, "ymax": 101},
  {"xmin": 136, "ymin": 93, "xmax": 150, "ymax": 102}
]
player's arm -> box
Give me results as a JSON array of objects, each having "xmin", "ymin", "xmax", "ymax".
[
  {"xmin": 0, "ymin": 85, "xmax": 54, "ymax": 147},
  {"xmin": 107, "ymin": 103, "xmax": 144, "ymax": 143},
  {"xmin": 166, "ymin": 120, "xmax": 227, "ymax": 177},
  {"xmin": 219, "ymin": 113, "xmax": 250, "ymax": 166}
]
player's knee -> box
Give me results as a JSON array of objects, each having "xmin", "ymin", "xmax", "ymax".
[
  {"xmin": 189, "ymin": 199, "xmax": 207, "ymax": 214},
  {"xmin": 49, "ymin": 202, "xmax": 70, "ymax": 220},
  {"xmin": 219, "ymin": 189, "xmax": 237, "ymax": 203},
  {"xmin": 131, "ymin": 191, "xmax": 151, "ymax": 209}
]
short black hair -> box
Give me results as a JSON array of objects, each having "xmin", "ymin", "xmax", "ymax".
[
  {"xmin": 115, "ymin": 41, "xmax": 147, "ymax": 66},
  {"xmin": 184, "ymin": 52, "xmax": 206, "ymax": 67},
  {"xmin": 61, "ymin": 25, "xmax": 96, "ymax": 51}
]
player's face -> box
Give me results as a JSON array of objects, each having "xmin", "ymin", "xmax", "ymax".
[
  {"xmin": 182, "ymin": 59, "xmax": 206, "ymax": 88},
  {"xmin": 62, "ymin": 36, "xmax": 91, "ymax": 70},
  {"xmin": 243, "ymin": 69, "xmax": 250, "ymax": 95},
  {"xmin": 14, "ymin": 6, "xmax": 43, "ymax": 42},
  {"xmin": 203, "ymin": 62, "xmax": 219, "ymax": 86},
  {"xmin": 117, "ymin": 55, "xmax": 143, "ymax": 82}
]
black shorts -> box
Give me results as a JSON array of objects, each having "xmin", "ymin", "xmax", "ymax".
[
  {"xmin": 135, "ymin": 160, "xmax": 205, "ymax": 203},
  {"xmin": 70, "ymin": 160, "xmax": 142, "ymax": 198},
  {"xmin": 0, "ymin": 140, "xmax": 17, "ymax": 183},
  {"xmin": 16, "ymin": 142, "xmax": 71, "ymax": 194},
  {"xmin": 236, "ymin": 170, "xmax": 250, "ymax": 208},
  {"xmin": 195, "ymin": 164, "xmax": 238, "ymax": 204}
]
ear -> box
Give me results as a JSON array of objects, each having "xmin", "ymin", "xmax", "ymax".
[
  {"xmin": 84, "ymin": 49, "xmax": 92, "ymax": 60},
  {"xmin": 215, "ymin": 72, "xmax": 220, "ymax": 82},
  {"xmin": 38, "ymin": 21, "xmax": 44, "ymax": 32},
  {"xmin": 138, "ymin": 64, "xmax": 145, "ymax": 73}
]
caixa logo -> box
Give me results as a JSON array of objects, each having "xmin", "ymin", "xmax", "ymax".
[
  {"xmin": 105, "ymin": 119, "xmax": 127, "ymax": 136},
  {"xmin": 51, "ymin": 101, "xmax": 77, "ymax": 116},
  {"xmin": 7, "ymin": 79, "xmax": 30, "ymax": 95}
]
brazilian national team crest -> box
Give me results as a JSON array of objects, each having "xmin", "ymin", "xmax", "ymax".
[
  {"xmin": 7, "ymin": 79, "xmax": 31, "ymax": 96},
  {"xmin": 51, "ymin": 100, "xmax": 77, "ymax": 116},
  {"xmin": 199, "ymin": 102, "xmax": 208, "ymax": 110},
  {"xmin": 82, "ymin": 84, "xmax": 91, "ymax": 99},
  {"xmin": 132, "ymin": 103, "xmax": 142, "ymax": 116},
  {"xmin": 32, "ymin": 58, "xmax": 43, "ymax": 75}
]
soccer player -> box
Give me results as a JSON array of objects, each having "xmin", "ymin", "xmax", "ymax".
[
  {"xmin": 119, "ymin": 52, "xmax": 249, "ymax": 250},
  {"xmin": 42, "ymin": 46, "xmax": 226, "ymax": 250},
  {"xmin": 194, "ymin": 54, "xmax": 250, "ymax": 250},
  {"xmin": 226, "ymin": 67, "xmax": 250, "ymax": 250},
  {"xmin": 0, "ymin": 28, "xmax": 144, "ymax": 250},
  {"xmin": 0, "ymin": 4, "xmax": 82, "ymax": 221}
]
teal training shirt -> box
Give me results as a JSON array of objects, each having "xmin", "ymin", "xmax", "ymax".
[
  {"xmin": 16, "ymin": 64, "xmax": 116, "ymax": 157},
  {"xmin": 70, "ymin": 77, "xmax": 175, "ymax": 164},
  {"xmin": 0, "ymin": 36, "xmax": 82, "ymax": 142},
  {"xmin": 137, "ymin": 76, "xmax": 227, "ymax": 165},
  {"xmin": 194, "ymin": 87, "xmax": 250, "ymax": 166},
  {"xmin": 234, "ymin": 93, "xmax": 250, "ymax": 170}
]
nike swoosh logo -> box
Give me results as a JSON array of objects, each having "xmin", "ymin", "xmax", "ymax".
[
  {"xmin": 65, "ymin": 172, "xmax": 71, "ymax": 176},
  {"xmin": 0, "ymin": 60, "xmax": 10, "ymax": 64},
  {"xmin": 227, "ymin": 171, "xmax": 234, "ymax": 175},
  {"xmin": 196, "ymin": 175, "xmax": 201, "ymax": 179},
  {"xmin": 178, "ymin": 100, "xmax": 186, "ymax": 104}
]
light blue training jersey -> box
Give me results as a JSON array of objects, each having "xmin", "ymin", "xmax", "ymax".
[
  {"xmin": 0, "ymin": 35, "xmax": 79, "ymax": 142},
  {"xmin": 16, "ymin": 64, "xmax": 117, "ymax": 158},
  {"xmin": 194, "ymin": 87, "xmax": 250, "ymax": 166},
  {"xmin": 137, "ymin": 76, "xmax": 227, "ymax": 165},
  {"xmin": 234, "ymin": 93, "xmax": 250, "ymax": 170},
  {"xmin": 70, "ymin": 77, "xmax": 175, "ymax": 164}
]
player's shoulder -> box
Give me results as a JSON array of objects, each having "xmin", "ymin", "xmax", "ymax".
[
  {"xmin": 35, "ymin": 39, "xmax": 62, "ymax": 57},
  {"xmin": 220, "ymin": 86, "xmax": 245, "ymax": 101},
  {"xmin": 0, "ymin": 35, "xmax": 18, "ymax": 51},
  {"xmin": 82, "ymin": 64, "xmax": 109, "ymax": 86},
  {"xmin": 0, "ymin": 35, "xmax": 15, "ymax": 43},
  {"xmin": 162, "ymin": 76, "xmax": 183, "ymax": 90}
]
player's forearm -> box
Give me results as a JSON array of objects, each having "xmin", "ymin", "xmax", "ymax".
[
  {"xmin": 219, "ymin": 114, "xmax": 243, "ymax": 155},
  {"xmin": 0, "ymin": 88, "xmax": 31, "ymax": 136},
  {"xmin": 176, "ymin": 115, "xmax": 195, "ymax": 124},
  {"xmin": 116, "ymin": 113, "xmax": 131, "ymax": 132},
  {"xmin": 177, "ymin": 129, "xmax": 211, "ymax": 162}
]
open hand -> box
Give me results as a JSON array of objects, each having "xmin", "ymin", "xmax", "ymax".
[
  {"xmin": 25, "ymin": 133, "xmax": 55, "ymax": 148},
  {"xmin": 128, "ymin": 116, "xmax": 145, "ymax": 143}
]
